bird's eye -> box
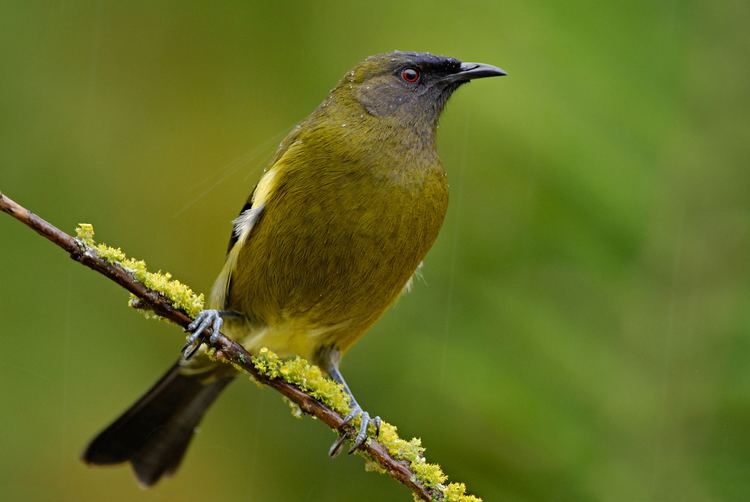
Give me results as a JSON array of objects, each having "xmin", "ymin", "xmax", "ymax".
[{"xmin": 400, "ymin": 68, "xmax": 420, "ymax": 84}]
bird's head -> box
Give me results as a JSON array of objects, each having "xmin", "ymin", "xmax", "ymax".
[{"xmin": 337, "ymin": 51, "xmax": 506, "ymax": 124}]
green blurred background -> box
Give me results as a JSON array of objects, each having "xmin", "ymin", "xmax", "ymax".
[{"xmin": 2, "ymin": 1, "xmax": 749, "ymax": 501}]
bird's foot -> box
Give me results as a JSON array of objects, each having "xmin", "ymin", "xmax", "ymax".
[
  {"xmin": 182, "ymin": 309, "xmax": 224, "ymax": 359},
  {"xmin": 328, "ymin": 405, "xmax": 382, "ymax": 457}
]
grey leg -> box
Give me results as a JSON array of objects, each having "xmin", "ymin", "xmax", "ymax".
[{"xmin": 322, "ymin": 348, "xmax": 381, "ymax": 456}]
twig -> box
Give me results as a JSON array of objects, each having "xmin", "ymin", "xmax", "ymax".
[{"xmin": 0, "ymin": 191, "xmax": 441, "ymax": 501}]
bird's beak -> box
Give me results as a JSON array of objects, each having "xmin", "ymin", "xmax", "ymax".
[{"xmin": 447, "ymin": 62, "xmax": 508, "ymax": 83}]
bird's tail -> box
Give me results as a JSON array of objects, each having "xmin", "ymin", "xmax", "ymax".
[{"xmin": 82, "ymin": 360, "xmax": 233, "ymax": 486}]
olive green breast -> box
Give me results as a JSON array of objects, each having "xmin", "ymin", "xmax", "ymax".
[{"xmin": 226, "ymin": 122, "xmax": 448, "ymax": 351}]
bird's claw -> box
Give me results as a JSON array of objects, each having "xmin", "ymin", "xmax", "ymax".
[
  {"xmin": 328, "ymin": 405, "xmax": 381, "ymax": 457},
  {"xmin": 182, "ymin": 309, "xmax": 224, "ymax": 359}
]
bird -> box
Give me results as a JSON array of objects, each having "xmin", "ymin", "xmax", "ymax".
[{"xmin": 82, "ymin": 50, "xmax": 506, "ymax": 486}]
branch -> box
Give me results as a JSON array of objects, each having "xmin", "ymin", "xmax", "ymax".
[{"xmin": 0, "ymin": 191, "xmax": 479, "ymax": 502}]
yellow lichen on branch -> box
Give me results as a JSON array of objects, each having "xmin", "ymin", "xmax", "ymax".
[
  {"xmin": 75, "ymin": 223, "xmax": 205, "ymax": 318},
  {"xmin": 251, "ymin": 347, "xmax": 482, "ymax": 502}
]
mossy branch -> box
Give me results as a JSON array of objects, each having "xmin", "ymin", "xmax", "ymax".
[{"xmin": 0, "ymin": 191, "xmax": 480, "ymax": 502}]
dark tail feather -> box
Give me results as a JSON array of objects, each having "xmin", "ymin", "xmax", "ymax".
[{"xmin": 82, "ymin": 361, "xmax": 233, "ymax": 486}]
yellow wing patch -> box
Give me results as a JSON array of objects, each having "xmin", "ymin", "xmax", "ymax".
[{"xmin": 209, "ymin": 166, "xmax": 281, "ymax": 309}]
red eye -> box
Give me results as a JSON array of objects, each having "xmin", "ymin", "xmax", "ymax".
[{"xmin": 400, "ymin": 68, "xmax": 420, "ymax": 83}]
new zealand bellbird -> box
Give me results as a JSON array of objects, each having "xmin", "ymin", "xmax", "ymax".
[{"xmin": 82, "ymin": 51, "xmax": 506, "ymax": 486}]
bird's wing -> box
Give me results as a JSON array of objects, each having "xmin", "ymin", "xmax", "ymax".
[
  {"xmin": 209, "ymin": 127, "xmax": 305, "ymax": 309},
  {"xmin": 222, "ymin": 118, "xmax": 304, "ymax": 255},
  {"xmin": 224, "ymin": 120, "xmax": 305, "ymax": 253}
]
